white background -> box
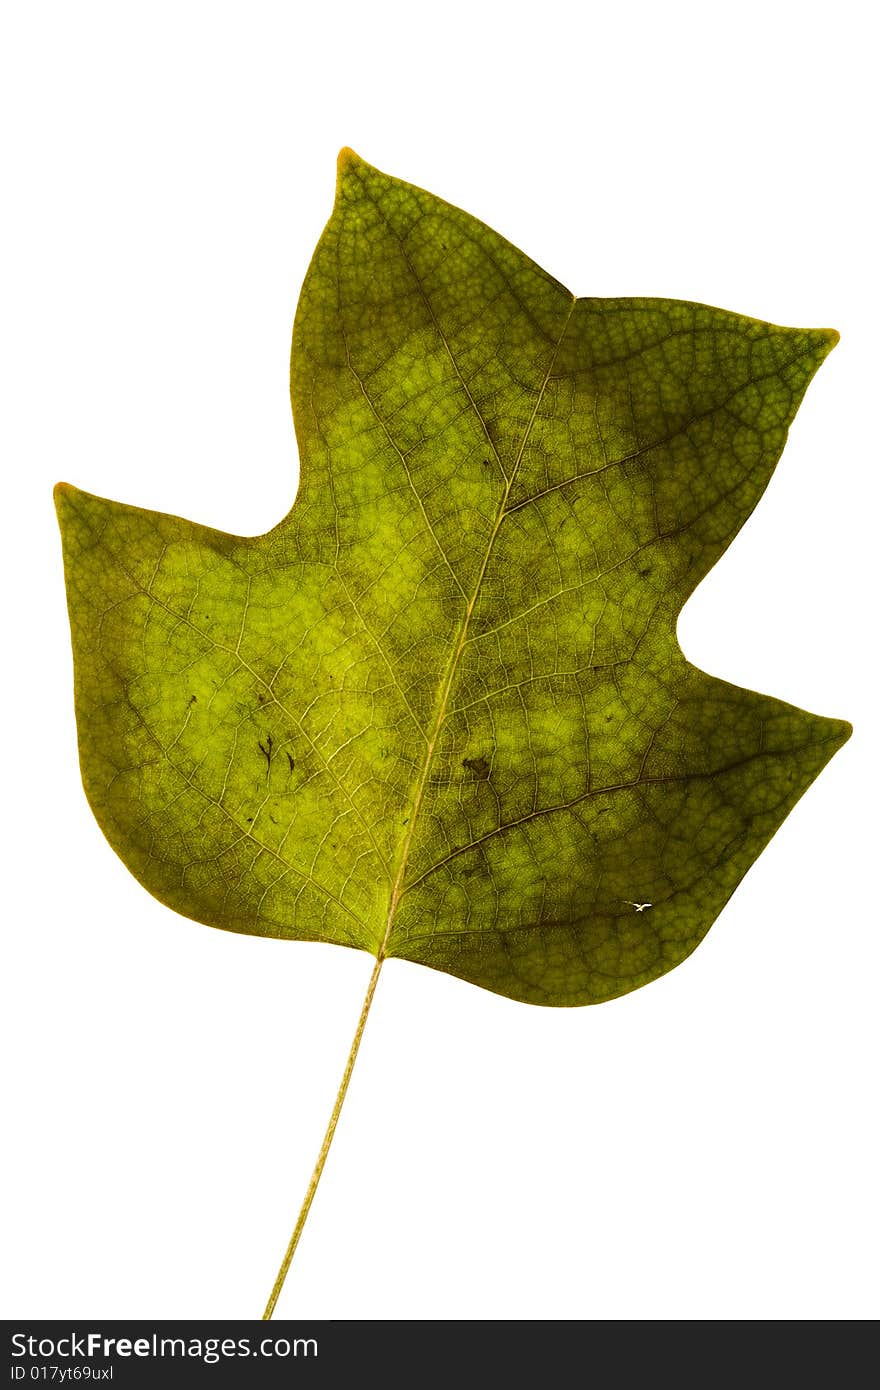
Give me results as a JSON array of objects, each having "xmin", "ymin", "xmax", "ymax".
[{"xmin": 2, "ymin": 0, "xmax": 877, "ymax": 1322}]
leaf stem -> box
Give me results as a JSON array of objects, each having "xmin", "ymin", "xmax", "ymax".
[{"xmin": 262, "ymin": 954, "xmax": 384, "ymax": 1319}]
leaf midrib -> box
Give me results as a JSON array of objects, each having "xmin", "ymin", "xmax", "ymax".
[{"xmin": 376, "ymin": 284, "xmax": 577, "ymax": 958}]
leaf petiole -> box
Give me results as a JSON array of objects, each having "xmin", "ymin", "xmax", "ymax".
[{"xmin": 262, "ymin": 955, "xmax": 384, "ymax": 1319}]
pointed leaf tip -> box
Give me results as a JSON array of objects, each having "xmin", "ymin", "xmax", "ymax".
[
  {"xmin": 335, "ymin": 147, "xmax": 368, "ymax": 201},
  {"xmin": 337, "ymin": 146, "xmax": 364, "ymax": 176},
  {"xmin": 807, "ymin": 326, "xmax": 840, "ymax": 362},
  {"xmin": 54, "ymin": 480, "xmax": 76, "ymax": 518}
]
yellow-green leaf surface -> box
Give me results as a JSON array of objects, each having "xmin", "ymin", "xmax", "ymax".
[{"xmin": 56, "ymin": 151, "xmax": 850, "ymax": 1006}]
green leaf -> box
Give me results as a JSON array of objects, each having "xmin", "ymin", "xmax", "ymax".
[{"xmin": 56, "ymin": 149, "xmax": 850, "ymax": 1007}]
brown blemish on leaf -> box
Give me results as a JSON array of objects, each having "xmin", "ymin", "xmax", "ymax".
[
  {"xmin": 463, "ymin": 755, "xmax": 491, "ymax": 780},
  {"xmin": 258, "ymin": 734, "xmax": 273, "ymax": 776}
]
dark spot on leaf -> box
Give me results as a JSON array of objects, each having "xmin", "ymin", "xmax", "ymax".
[
  {"xmin": 258, "ymin": 734, "xmax": 273, "ymax": 775},
  {"xmin": 286, "ymin": 752, "xmax": 295, "ymax": 772},
  {"xmin": 188, "ymin": 694, "xmax": 197, "ymax": 706},
  {"xmin": 638, "ymin": 567, "xmax": 652, "ymax": 577},
  {"xmin": 463, "ymin": 755, "xmax": 491, "ymax": 779},
  {"xmin": 605, "ymin": 715, "xmax": 613, "ymax": 723}
]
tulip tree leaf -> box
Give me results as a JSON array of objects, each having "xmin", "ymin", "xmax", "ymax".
[{"xmin": 56, "ymin": 150, "xmax": 850, "ymax": 1006}]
